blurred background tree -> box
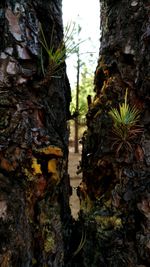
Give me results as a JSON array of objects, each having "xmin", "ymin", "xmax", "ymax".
[{"xmin": 69, "ymin": 64, "xmax": 95, "ymax": 152}]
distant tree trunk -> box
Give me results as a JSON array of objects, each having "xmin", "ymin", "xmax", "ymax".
[
  {"xmin": 78, "ymin": 0, "xmax": 150, "ymax": 266},
  {"xmin": 74, "ymin": 48, "xmax": 80, "ymax": 153},
  {"xmin": 0, "ymin": 0, "xmax": 71, "ymax": 266}
]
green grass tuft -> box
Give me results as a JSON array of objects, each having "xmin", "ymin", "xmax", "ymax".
[{"xmin": 109, "ymin": 89, "xmax": 142, "ymax": 154}]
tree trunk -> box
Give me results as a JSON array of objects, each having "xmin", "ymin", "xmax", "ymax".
[
  {"xmin": 0, "ymin": 0, "xmax": 71, "ymax": 266},
  {"xmin": 77, "ymin": 0, "xmax": 150, "ymax": 266}
]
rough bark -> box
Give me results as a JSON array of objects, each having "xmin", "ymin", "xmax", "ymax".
[
  {"xmin": 77, "ymin": 0, "xmax": 150, "ymax": 266},
  {"xmin": 0, "ymin": 1, "xmax": 71, "ymax": 266}
]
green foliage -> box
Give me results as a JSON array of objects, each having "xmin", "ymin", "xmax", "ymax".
[
  {"xmin": 40, "ymin": 22, "xmax": 80, "ymax": 77},
  {"xmin": 109, "ymin": 90, "xmax": 142, "ymax": 154},
  {"xmin": 109, "ymin": 90, "xmax": 140, "ymax": 126}
]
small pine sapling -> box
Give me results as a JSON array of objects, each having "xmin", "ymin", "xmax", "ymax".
[{"xmin": 109, "ymin": 89, "xmax": 142, "ymax": 155}]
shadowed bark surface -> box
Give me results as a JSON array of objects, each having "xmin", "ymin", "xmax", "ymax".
[
  {"xmin": 75, "ymin": 0, "xmax": 150, "ymax": 266},
  {"xmin": 0, "ymin": 0, "xmax": 71, "ymax": 266}
]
